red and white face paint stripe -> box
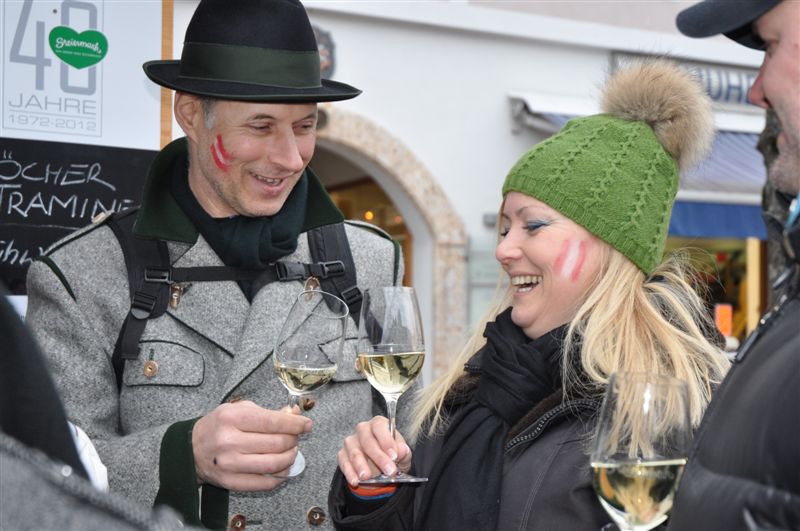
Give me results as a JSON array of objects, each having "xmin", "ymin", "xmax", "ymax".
[
  {"xmin": 210, "ymin": 134, "xmax": 232, "ymax": 170},
  {"xmin": 554, "ymin": 240, "xmax": 587, "ymax": 282}
]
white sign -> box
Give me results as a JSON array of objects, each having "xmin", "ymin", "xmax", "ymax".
[{"xmin": 1, "ymin": 0, "xmax": 163, "ymax": 150}]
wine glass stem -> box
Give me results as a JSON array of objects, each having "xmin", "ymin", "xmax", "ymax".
[
  {"xmin": 287, "ymin": 393, "xmax": 301, "ymax": 410},
  {"xmin": 385, "ymin": 395, "xmax": 399, "ymax": 439}
]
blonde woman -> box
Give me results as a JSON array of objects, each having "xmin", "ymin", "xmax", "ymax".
[{"xmin": 329, "ymin": 60, "xmax": 730, "ymax": 531}]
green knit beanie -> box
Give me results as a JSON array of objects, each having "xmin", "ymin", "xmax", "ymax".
[{"xmin": 502, "ymin": 60, "xmax": 714, "ymax": 275}]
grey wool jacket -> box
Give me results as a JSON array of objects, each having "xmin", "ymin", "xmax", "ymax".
[
  {"xmin": 25, "ymin": 138, "xmax": 404, "ymax": 530},
  {"xmin": 1, "ymin": 432, "xmax": 192, "ymax": 531}
]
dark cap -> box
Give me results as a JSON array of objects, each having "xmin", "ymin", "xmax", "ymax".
[
  {"xmin": 143, "ymin": 0, "xmax": 360, "ymax": 102},
  {"xmin": 676, "ymin": 0, "xmax": 783, "ymax": 50}
]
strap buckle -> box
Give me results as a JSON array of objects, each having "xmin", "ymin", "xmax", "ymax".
[
  {"xmin": 144, "ymin": 267, "xmax": 172, "ymax": 284},
  {"xmin": 339, "ymin": 285, "xmax": 362, "ymax": 306},
  {"xmin": 275, "ymin": 262, "xmax": 307, "ymax": 281},
  {"xmin": 130, "ymin": 292, "xmax": 158, "ymax": 320},
  {"xmin": 311, "ymin": 260, "xmax": 345, "ymax": 279}
]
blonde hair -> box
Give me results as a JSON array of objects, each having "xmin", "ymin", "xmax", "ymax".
[{"xmin": 409, "ymin": 243, "xmax": 729, "ymax": 443}]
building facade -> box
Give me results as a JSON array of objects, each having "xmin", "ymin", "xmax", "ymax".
[{"xmin": 171, "ymin": 0, "xmax": 767, "ymax": 381}]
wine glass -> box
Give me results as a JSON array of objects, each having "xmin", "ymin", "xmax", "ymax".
[
  {"xmin": 590, "ymin": 372, "xmax": 691, "ymax": 531},
  {"xmin": 273, "ymin": 289, "xmax": 349, "ymax": 477},
  {"xmin": 356, "ymin": 286, "xmax": 427, "ymax": 484}
]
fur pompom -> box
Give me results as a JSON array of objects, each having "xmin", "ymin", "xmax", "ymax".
[{"xmin": 601, "ymin": 60, "xmax": 714, "ymax": 171}]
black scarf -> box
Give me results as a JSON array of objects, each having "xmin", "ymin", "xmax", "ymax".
[
  {"xmin": 169, "ymin": 165, "xmax": 307, "ymax": 299},
  {"xmin": 415, "ymin": 308, "xmax": 565, "ymax": 531}
]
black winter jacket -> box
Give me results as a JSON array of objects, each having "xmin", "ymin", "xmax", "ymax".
[
  {"xmin": 669, "ymin": 219, "xmax": 800, "ymax": 530},
  {"xmin": 329, "ymin": 350, "xmax": 611, "ymax": 530}
]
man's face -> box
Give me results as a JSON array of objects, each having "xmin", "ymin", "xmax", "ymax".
[
  {"xmin": 749, "ymin": 0, "xmax": 800, "ymax": 195},
  {"xmin": 182, "ymin": 97, "xmax": 318, "ymax": 218}
]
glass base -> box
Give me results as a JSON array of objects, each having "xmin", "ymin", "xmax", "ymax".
[
  {"xmin": 359, "ymin": 471, "xmax": 428, "ymax": 484},
  {"xmin": 287, "ymin": 450, "xmax": 305, "ymax": 477},
  {"xmin": 265, "ymin": 450, "xmax": 305, "ymax": 479}
]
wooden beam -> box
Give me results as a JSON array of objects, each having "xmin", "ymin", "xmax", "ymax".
[
  {"xmin": 160, "ymin": 0, "xmax": 174, "ymax": 148},
  {"xmin": 745, "ymin": 237, "xmax": 762, "ymax": 333}
]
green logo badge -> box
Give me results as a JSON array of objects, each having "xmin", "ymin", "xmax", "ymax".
[{"xmin": 48, "ymin": 26, "xmax": 108, "ymax": 69}]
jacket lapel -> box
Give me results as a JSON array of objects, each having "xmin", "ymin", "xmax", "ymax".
[
  {"xmin": 218, "ymin": 239, "xmax": 311, "ymax": 402},
  {"xmin": 166, "ymin": 236, "xmax": 249, "ymax": 357}
]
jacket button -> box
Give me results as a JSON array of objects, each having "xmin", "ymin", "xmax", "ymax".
[
  {"xmin": 229, "ymin": 514, "xmax": 246, "ymax": 530},
  {"xmin": 301, "ymin": 397, "xmax": 316, "ymax": 411},
  {"xmin": 143, "ymin": 360, "xmax": 158, "ymax": 378},
  {"xmin": 306, "ymin": 506, "xmax": 326, "ymax": 526}
]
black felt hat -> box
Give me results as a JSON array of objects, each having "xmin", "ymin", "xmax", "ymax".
[
  {"xmin": 143, "ymin": 0, "xmax": 360, "ymax": 102},
  {"xmin": 676, "ymin": 0, "xmax": 782, "ymax": 50}
]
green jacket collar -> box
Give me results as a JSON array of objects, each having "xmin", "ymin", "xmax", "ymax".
[{"xmin": 133, "ymin": 137, "xmax": 343, "ymax": 242}]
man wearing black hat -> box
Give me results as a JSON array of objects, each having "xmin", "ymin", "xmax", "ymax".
[
  {"xmin": 24, "ymin": 1, "xmax": 401, "ymax": 529},
  {"xmin": 670, "ymin": 1, "xmax": 800, "ymax": 529}
]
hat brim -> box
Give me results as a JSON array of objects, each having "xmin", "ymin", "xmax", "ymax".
[
  {"xmin": 676, "ymin": 0, "xmax": 782, "ymax": 50},
  {"xmin": 143, "ymin": 60, "xmax": 361, "ymax": 102}
]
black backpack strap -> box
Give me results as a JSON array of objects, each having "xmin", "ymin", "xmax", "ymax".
[
  {"xmin": 308, "ymin": 223, "xmax": 362, "ymax": 326},
  {"xmin": 106, "ymin": 214, "xmax": 357, "ymax": 388},
  {"xmin": 107, "ymin": 209, "xmax": 172, "ymax": 388}
]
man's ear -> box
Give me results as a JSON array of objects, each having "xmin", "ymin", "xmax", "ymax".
[{"xmin": 174, "ymin": 92, "xmax": 204, "ymax": 142}]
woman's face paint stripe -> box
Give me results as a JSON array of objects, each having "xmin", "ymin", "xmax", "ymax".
[
  {"xmin": 210, "ymin": 135, "xmax": 231, "ymax": 170},
  {"xmin": 554, "ymin": 240, "xmax": 588, "ymax": 281}
]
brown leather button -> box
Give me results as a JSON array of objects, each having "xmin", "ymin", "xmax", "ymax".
[
  {"xmin": 306, "ymin": 506, "xmax": 326, "ymax": 526},
  {"xmin": 354, "ymin": 357, "xmax": 363, "ymax": 374},
  {"xmin": 143, "ymin": 360, "xmax": 158, "ymax": 378},
  {"xmin": 301, "ymin": 397, "xmax": 316, "ymax": 411},
  {"xmin": 229, "ymin": 514, "xmax": 246, "ymax": 530}
]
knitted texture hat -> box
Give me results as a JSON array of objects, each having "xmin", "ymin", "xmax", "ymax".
[{"xmin": 502, "ymin": 60, "xmax": 714, "ymax": 274}]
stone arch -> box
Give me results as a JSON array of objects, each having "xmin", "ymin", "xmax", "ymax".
[{"xmin": 317, "ymin": 104, "xmax": 467, "ymax": 377}]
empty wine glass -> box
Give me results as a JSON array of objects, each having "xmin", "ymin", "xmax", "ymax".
[
  {"xmin": 590, "ymin": 372, "xmax": 691, "ymax": 531},
  {"xmin": 273, "ymin": 289, "xmax": 348, "ymax": 477},
  {"xmin": 357, "ymin": 286, "xmax": 427, "ymax": 484}
]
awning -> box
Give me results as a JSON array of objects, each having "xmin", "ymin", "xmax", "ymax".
[
  {"xmin": 513, "ymin": 108, "xmax": 768, "ymax": 240},
  {"xmin": 669, "ymin": 201, "xmax": 766, "ymax": 240}
]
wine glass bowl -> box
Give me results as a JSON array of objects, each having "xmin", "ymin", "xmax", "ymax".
[
  {"xmin": 590, "ymin": 372, "xmax": 691, "ymax": 531},
  {"xmin": 273, "ymin": 289, "xmax": 349, "ymax": 476},
  {"xmin": 357, "ymin": 286, "xmax": 428, "ymax": 484}
]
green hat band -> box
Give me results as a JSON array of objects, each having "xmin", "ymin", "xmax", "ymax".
[
  {"xmin": 180, "ymin": 42, "xmax": 322, "ymax": 89},
  {"xmin": 502, "ymin": 115, "xmax": 678, "ymax": 274}
]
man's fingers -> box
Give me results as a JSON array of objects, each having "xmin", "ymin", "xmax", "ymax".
[
  {"xmin": 221, "ymin": 402, "xmax": 312, "ymax": 434},
  {"xmin": 217, "ymin": 471, "xmax": 288, "ymax": 492},
  {"xmin": 224, "ymin": 431, "xmax": 299, "ymax": 455},
  {"xmin": 213, "ymin": 447, "xmax": 300, "ymax": 475}
]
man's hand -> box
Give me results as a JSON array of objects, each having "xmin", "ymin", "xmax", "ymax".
[{"xmin": 192, "ymin": 400, "xmax": 312, "ymax": 491}]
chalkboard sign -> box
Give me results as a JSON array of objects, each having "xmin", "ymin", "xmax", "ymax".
[{"xmin": 0, "ymin": 137, "xmax": 157, "ymax": 293}]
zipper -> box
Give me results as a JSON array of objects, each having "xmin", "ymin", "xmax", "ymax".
[
  {"xmin": 735, "ymin": 292, "xmax": 794, "ymax": 363},
  {"xmin": 504, "ymin": 398, "xmax": 598, "ymax": 452}
]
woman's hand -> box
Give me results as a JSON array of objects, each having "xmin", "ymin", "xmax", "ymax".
[{"xmin": 337, "ymin": 415, "xmax": 413, "ymax": 487}]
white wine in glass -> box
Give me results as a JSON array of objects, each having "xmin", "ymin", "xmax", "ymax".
[
  {"xmin": 357, "ymin": 286, "xmax": 427, "ymax": 484},
  {"xmin": 273, "ymin": 289, "xmax": 348, "ymax": 477},
  {"xmin": 357, "ymin": 350, "xmax": 425, "ymax": 396},
  {"xmin": 590, "ymin": 372, "xmax": 691, "ymax": 531}
]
